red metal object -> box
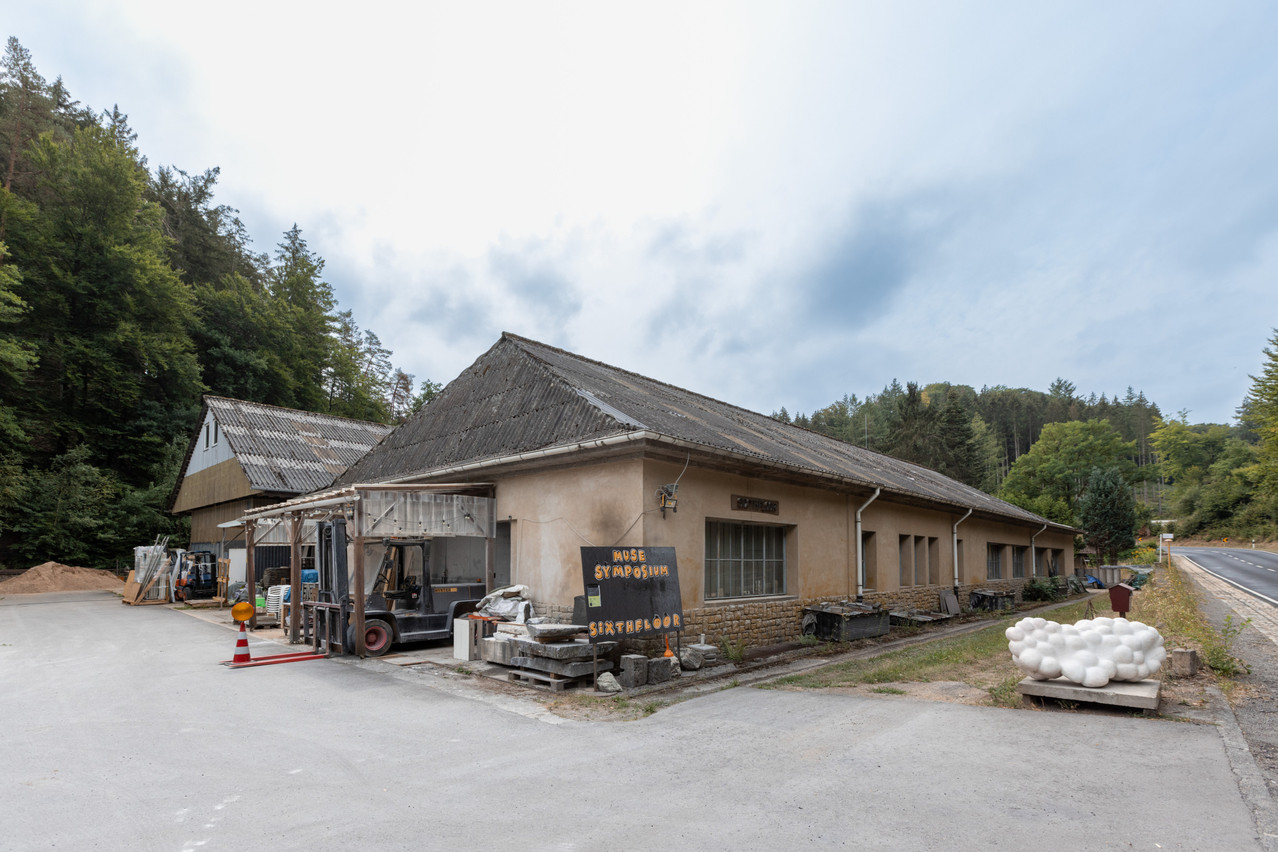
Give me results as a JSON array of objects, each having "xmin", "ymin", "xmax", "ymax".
[
  {"xmin": 222, "ymin": 650, "xmax": 327, "ymax": 670},
  {"xmin": 1108, "ymin": 582, "xmax": 1135, "ymax": 618}
]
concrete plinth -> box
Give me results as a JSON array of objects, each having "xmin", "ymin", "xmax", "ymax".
[{"xmin": 1016, "ymin": 677, "xmax": 1161, "ymax": 711}]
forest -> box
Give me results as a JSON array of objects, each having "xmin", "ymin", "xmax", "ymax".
[
  {"xmin": 1, "ymin": 37, "xmax": 1275, "ymax": 572},
  {"xmin": 0, "ymin": 39, "xmax": 434, "ymax": 570}
]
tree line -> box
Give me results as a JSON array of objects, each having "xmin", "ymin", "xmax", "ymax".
[
  {"xmin": 777, "ymin": 349, "xmax": 1278, "ymax": 550},
  {"xmin": 776, "ymin": 379, "xmax": 1161, "ymax": 496},
  {"xmin": 0, "ymin": 39, "xmax": 435, "ymax": 570}
]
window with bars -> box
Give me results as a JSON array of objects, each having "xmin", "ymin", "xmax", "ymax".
[
  {"xmin": 705, "ymin": 520, "xmax": 787, "ymax": 600},
  {"xmin": 1012, "ymin": 546, "xmax": 1026, "ymax": 578},
  {"xmin": 987, "ymin": 544, "xmax": 1004, "ymax": 580}
]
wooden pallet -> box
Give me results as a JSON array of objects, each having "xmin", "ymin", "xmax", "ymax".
[{"xmin": 508, "ymin": 668, "xmax": 591, "ymax": 693}]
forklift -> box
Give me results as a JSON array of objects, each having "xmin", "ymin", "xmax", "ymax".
[
  {"xmin": 310, "ymin": 519, "xmax": 486, "ymax": 656},
  {"xmin": 173, "ymin": 550, "xmax": 218, "ymax": 601}
]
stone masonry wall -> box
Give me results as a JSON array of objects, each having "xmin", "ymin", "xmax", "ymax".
[{"xmin": 534, "ymin": 579, "xmax": 1028, "ymax": 653}]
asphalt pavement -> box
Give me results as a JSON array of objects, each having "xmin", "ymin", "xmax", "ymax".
[{"xmin": 1, "ymin": 587, "xmax": 1271, "ymax": 850}]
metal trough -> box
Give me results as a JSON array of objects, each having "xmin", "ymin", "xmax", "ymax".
[{"xmin": 802, "ymin": 601, "xmax": 890, "ymax": 642}]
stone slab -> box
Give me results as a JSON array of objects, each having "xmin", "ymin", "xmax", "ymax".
[
  {"xmin": 1016, "ymin": 677, "xmax": 1161, "ymax": 710},
  {"xmin": 525, "ymin": 622, "xmax": 588, "ymax": 641},
  {"xmin": 512, "ymin": 655, "xmax": 612, "ymax": 678},
  {"xmin": 509, "ymin": 637, "xmax": 617, "ymax": 660}
]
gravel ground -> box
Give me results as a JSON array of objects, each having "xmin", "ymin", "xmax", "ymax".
[{"xmin": 1197, "ymin": 578, "xmax": 1278, "ymax": 797}]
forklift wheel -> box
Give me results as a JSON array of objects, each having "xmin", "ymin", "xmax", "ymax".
[{"xmin": 362, "ymin": 619, "xmax": 394, "ymax": 657}]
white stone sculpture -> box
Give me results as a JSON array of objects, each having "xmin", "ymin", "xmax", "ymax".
[{"xmin": 1006, "ymin": 616, "xmax": 1166, "ymax": 687}]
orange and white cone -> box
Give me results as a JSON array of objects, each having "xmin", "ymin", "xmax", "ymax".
[{"xmin": 231, "ymin": 621, "xmax": 251, "ymax": 664}]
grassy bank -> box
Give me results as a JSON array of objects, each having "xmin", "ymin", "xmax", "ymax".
[{"xmin": 768, "ymin": 563, "xmax": 1247, "ymax": 709}]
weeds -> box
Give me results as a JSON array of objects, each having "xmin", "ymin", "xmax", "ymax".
[
  {"xmin": 1130, "ymin": 564, "xmax": 1250, "ymax": 678},
  {"xmin": 1022, "ymin": 577, "xmax": 1065, "ymax": 602},
  {"xmin": 987, "ymin": 676, "xmax": 1023, "ymax": 708},
  {"xmin": 719, "ymin": 637, "xmax": 748, "ymax": 664},
  {"xmin": 870, "ymin": 686, "xmax": 906, "ymax": 695}
]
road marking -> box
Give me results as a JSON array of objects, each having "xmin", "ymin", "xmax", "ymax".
[{"xmin": 1179, "ymin": 556, "xmax": 1278, "ymax": 648}]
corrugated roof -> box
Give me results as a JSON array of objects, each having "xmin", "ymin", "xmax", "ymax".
[
  {"xmin": 337, "ymin": 334, "xmax": 1070, "ymax": 531},
  {"xmin": 207, "ymin": 397, "xmax": 393, "ymax": 496}
]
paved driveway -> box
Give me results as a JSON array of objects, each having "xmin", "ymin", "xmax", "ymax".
[{"xmin": 0, "ymin": 591, "xmax": 1264, "ymax": 850}]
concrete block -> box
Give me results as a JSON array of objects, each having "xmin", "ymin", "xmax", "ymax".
[
  {"xmin": 619, "ymin": 654, "xmax": 648, "ymax": 688},
  {"xmin": 1171, "ymin": 648, "xmax": 1200, "ymax": 678},
  {"xmin": 647, "ymin": 656, "xmax": 676, "ymax": 684},
  {"xmin": 481, "ymin": 636, "xmax": 515, "ymax": 666}
]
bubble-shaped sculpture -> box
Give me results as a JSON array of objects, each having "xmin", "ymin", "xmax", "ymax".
[{"xmin": 1006, "ymin": 616, "xmax": 1166, "ymax": 687}]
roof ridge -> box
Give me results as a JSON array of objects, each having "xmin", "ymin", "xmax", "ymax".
[
  {"xmin": 203, "ymin": 394, "xmax": 393, "ymax": 430},
  {"xmin": 499, "ymin": 332, "xmax": 924, "ymax": 470},
  {"xmin": 501, "ymin": 331, "xmax": 789, "ymax": 428}
]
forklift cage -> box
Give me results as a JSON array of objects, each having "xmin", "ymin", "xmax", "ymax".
[{"xmin": 239, "ymin": 483, "xmax": 496, "ymax": 656}]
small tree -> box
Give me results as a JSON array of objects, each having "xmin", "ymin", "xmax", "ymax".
[{"xmin": 1079, "ymin": 466, "xmax": 1137, "ymax": 565}]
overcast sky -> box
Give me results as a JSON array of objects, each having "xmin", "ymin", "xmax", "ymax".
[{"xmin": 10, "ymin": 2, "xmax": 1278, "ymax": 424}]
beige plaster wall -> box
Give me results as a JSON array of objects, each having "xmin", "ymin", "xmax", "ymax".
[
  {"xmin": 636, "ymin": 458, "xmax": 856, "ymax": 607},
  {"xmin": 494, "ymin": 458, "xmax": 646, "ymax": 606},
  {"xmin": 490, "ymin": 454, "xmax": 1076, "ymax": 641}
]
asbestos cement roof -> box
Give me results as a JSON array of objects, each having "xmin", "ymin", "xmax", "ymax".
[
  {"xmin": 205, "ymin": 396, "xmax": 393, "ymax": 496},
  {"xmin": 337, "ymin": 333, "xmax": 1070, "ymax": 530}
]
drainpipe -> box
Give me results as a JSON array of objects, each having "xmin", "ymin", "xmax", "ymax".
[
  {"xmin": 854, "ymin": 488, "xmax": 880, "ymax": 602},
  {"xmin": 1029, "ymin": 523, "xmax": 1047, "ymax": 577},
  {"xmin": 952, "ymin": 508, "xmax": 973, "ymax": 595}
]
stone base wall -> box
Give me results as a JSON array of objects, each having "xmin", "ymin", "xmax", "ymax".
[
  {"xmin": 535, "ymin": 601, "xmax": 575, "ymax": 623},
  {"xmin": 534, "ymin": 579, "xmax": 1029, "ymax": 653}
]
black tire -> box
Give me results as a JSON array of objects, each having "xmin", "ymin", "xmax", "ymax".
[{"xmin": 362, "ymin": 619, "xmax": 394, "ymax": 657}]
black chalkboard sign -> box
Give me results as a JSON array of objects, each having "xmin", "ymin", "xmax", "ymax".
[{"xmin": 580, "ymin": 546, "xmax": 682, "ymax": 643}]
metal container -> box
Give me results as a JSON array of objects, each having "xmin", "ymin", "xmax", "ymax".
[{"xmin": 802, "ymin": 601, "xmax": 890, "ymax": 642}]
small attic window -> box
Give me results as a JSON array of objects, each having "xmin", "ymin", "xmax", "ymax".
[{"xmin": 204, "ymin": 423, "xmax": 210, "ymax": 450}]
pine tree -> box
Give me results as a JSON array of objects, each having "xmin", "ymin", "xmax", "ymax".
[{"xmin": 1078, "ymin": 466, "xmax": 1137, "ymax": 564}]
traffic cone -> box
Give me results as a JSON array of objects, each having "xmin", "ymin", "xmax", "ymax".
[{"xmin": 230, "ymin": 621, "xmax": 251, "ymax": 664}]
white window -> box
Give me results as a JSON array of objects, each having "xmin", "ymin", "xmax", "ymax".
[{"xmin": 705, "ymin": 521, "xmax": 786, "ymax": 600}]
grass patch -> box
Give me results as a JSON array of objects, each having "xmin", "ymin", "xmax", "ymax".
[
  {"xmin": 1129, "ymin": 564, "xmax": 1250, "ymax": 679},
  {"xmin": 869, "ymin": 686, "xmax": 906, "ymax": 695},
  {"xmin": 769, "ymin": 597, "xmax": 1100, "ymax": 695}
]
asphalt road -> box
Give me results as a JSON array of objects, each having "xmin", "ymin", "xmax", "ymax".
[
  {"xmin": 1176, "ymin": 546, "xmax": 1278, "ymax": 605},
  {"xmin": 0, "ymin": 590, "xmax": 1268, "ymax": 851}
]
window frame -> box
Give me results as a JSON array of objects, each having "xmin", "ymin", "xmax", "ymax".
[
  {"xmin": 704, "ymin": 520, "xmax": 788, "ymax": 601},
  {"xmin": 987, "ymin": 544, "xmax": 1003, "ymax": 580}
]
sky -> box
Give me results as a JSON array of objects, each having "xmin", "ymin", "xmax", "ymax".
[{"xmin": 9, "ymin": 1, "xmax": 1278, "ymax": 425}]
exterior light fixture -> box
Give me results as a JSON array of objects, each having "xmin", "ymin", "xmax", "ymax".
[{"xmin": 657, "ymin": 484, "xmax": 678, "ymax": 518}]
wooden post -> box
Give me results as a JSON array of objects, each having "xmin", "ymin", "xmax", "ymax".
[
  {"xmin": 245, "ymin": 518, "xmax": 257, "ymax": 630},
  {"xmin": 289, "ymin": 510, "xmax": 302, "ymax": 645},
  {"xmin": 352, "ymin": 497, "xmax": 367, "ymax": 657}
]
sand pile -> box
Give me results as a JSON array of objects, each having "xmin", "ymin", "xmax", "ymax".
[{"xmin": 0, "ymin": 561, "xmax": 124, "ymax": 594}]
